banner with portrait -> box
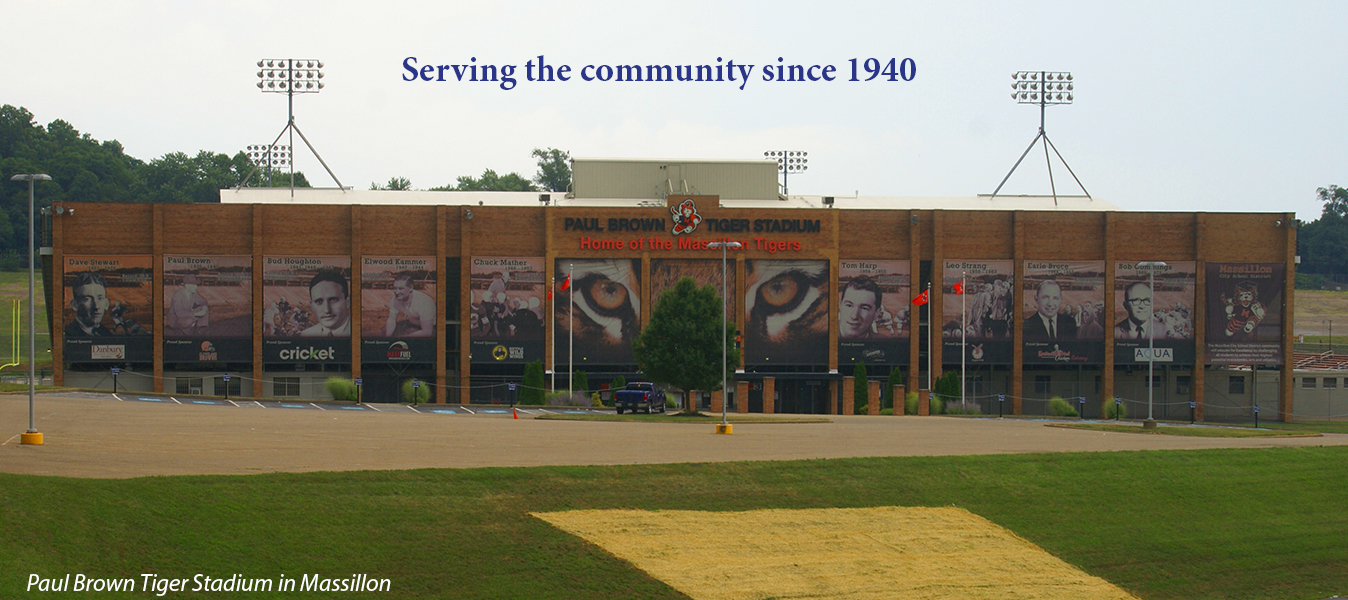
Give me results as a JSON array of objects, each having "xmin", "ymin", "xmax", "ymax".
[
  {"xmin": 1114, "ymin": 261, "xmax": 1196, "ymax": 365},
  {"xmin": 362, "ymin": 256, "xmax": 436, "ymax": 363},
  {"xmin": 163, "ymin": 255, "xmax": 252, "ymax": 363},
  {"xmin": 942, "ymin": 260, "xmax": 1015, "ymax": 364},
  {"xmin": 651, "ymin": 258, "xmax": 737, "ymax": 322},
  {"xmin": 1022, "ymin": 261, "xmax": 1105, "ymax": 364},
  {"xmin": 744, "ymin": 259, "xmax": 829, "ymax": 365},
  {"xmin": 1205, "ymin": 263, "xmax": 1285, "ymax": 365},
  {"xmin": 554, "ymin": 258, "xmax": 640, "ymax": 365},
  {"xmin": 838, "ymin": 260, "xmax": 909, "ymax": 366},
  {"xmin": 261, "ymin": 256, "xmax": 352, "ymax": 363},
  {"xmin": 470, "ymin": 257, "xmax": 545, "ymax": 364},
  {"xmin": 62, "ymin": 255, "xmax": 153, "ymax": 362}
]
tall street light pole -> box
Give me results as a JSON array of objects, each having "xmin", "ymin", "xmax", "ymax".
[
  {"xmin": 1137, "ymin": 261, "xmax": 1167, "ymax": 427},
  {"xmin": 708, "ymin": 241, "xmax": 742, "ymax": 434},
  {"xmin": 12, "ymin": 173, "xmax": 51, "ymax": 445}
]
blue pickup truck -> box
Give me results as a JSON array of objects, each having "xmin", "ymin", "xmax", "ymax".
[{"xmin": 614, "ymin": 382, "xmax": 666, "ymax": 414}]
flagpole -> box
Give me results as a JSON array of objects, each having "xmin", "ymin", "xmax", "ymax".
[
  {"xmin": 961, "ymin": 272, "xmax": 966, "ymax": 408},
  {"xmin": 568, "ymin": 263, "xmax": 574, "ymax": 397},
  {"xmin": 927, "ymin": 281, "xmax": 932, "ymax": 391},
  {"xmin": 550, "ymin": 276, "xmax": 556, "ymax": 392}
]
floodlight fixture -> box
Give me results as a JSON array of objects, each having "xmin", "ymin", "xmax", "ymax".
[
  {"xmin": 256, "ymin": 59, "xmax": 325, "ymax": 94},
  {"xmin": 764, "ymin": 150, "xmax": 808, "ymax": 196},
  {"xmin": 246, "ymin": 144, "xmax": 290, "ymax": 169},
  {"xmin": 990, "ymin": 70, "xmax": 1090, "ymax": 205},
  {"xmin": 1011, "ymin": 70, "xmax": 1073, "ymax": 105}
]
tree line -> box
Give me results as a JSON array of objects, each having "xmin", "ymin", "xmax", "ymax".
[
  {"xmin": 1296, "ymin": 185, "xmax": 1348, "ymax": 289},
  {"xmin": 0, "ymin": 103, "xmax": 570, "ymax": 267}
]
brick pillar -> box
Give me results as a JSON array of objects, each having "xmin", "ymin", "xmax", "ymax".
[
  {"xmin": 711, "ymin": 389, "xmax": 723, "ymax": 414},
  {"xmin": 736, "ymin": 380, "xmax": 749, "ymax": 413},
  {"xmin": 829, "ymin": 380, "xmax": 839, "ymax": 415},
  {"xmin": 919, "ymin": 389, "xmax": 930, "ymax": 416},
  {"xmin": 842, "ymin": 377, "xmax": 855, "ymax": 415},
  {"xmin": 868, "ymin": 379, "xmax": 881, "ymax": 415},
  {"xmin": 763, "ymin": 377, "xmax": 776, "ymax": 414},
  {"xmin": 893, "ymin": 384, "xmax": 906, "ymax": 415}
]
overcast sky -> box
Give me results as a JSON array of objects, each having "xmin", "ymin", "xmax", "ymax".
[{"xmin": 4, "ymin": 1, "xmax": 1343, "ymax": 219}]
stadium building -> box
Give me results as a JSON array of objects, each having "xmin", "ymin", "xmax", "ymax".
[{"xmin": 44, "ymin": 159, "xmax": 1298, "ymax": 421}]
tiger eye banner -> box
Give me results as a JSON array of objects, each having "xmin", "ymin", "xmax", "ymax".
[
  {"xmin": 838, "ymin": 260, "xmax": 909, "ymax": 366},
  {"xmin": 942, "ymin": 260, "xmax": 1015, "ymax": 365},
  {"xmin": 554, "ymin": 258, "xmax": 641, "ymax": 365},
  {"xmin": 1205, "ymin": 263, "xmax": 1284, "ymax": 365},
  {"xmin": 163, "ymin": 255, "xmax": 252, "ymax": 363},
  {"xmin": 63, "ymin": 255, "xmax": 153, "ymax": 362},
  {"xmin": 744, "ymin": 260, "xmax": 829, "ymax": 365}
]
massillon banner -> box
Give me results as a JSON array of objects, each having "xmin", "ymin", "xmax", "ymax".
[
  {"xmin": 163, "ymin": 255, "xmax": 253, "ymax": 363},
  {"xmin": 1113, "ymin": 261, "xmax": 1196, "ymax": 366},
  {"xmin": 1021, "ymin": 261, "xmax": 1105, "ymax": 365},
  {"xmin": 942, "ymin": 260, "xmax": 1015, "ymax": 365},
  {"xmin": 362, "ymin": 256, "xmax": 437, "ymax": 364},
  {"xmin": 63, "ymin": 255, "xmax": 153, "ymax": 362},
  {"xmin": 471, "ymin": 257, "xmax": 545, "ymax": 364},
  {"xmin": 262, "ymin": 256, "xmax": 352, "ymax": 363},
  {"xmin": 838, "ymin": 260, "xmax": 909, "ymax": 366},
  {"xmin": 1205, "ymin": 262, "xmax": 1285, "ymax": 365}
]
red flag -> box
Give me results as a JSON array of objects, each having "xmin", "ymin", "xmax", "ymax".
[
  {"xmin": 953, "ymin": 280, "xmax": 965, "ymax": 295},
  {"xmin": 560, "ymin": 273, "xmax": 571, "ymax": 291},
  {"xmin": 912, "ymin": 289, "xmax": 929, "ymax": 306},
  {"xmin": 547, "ymin": 287, "xmax": 553, "ymax": 301}
]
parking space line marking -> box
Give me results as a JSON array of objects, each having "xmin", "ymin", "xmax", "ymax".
[
  {"xmin": 408, "ymin": 406, "xmax": 422, "ymax": 413},
  {"xmin": 459, "ymin": 407, "xmax": 475, "ymax": 414},
  {"xmin": 112, "ymin": 394, "xmax": 123, "ymax": 401},
  {"xmin": 170, "ymin": 397, "xmax": 182, "ymax": 404},
  {"xmin": 365, "ymin": 404, "xmax": 381, "ymax": 412},
  {"xmin": 310, "ymin": 403, "xmax": 324, "ymax": 410}
]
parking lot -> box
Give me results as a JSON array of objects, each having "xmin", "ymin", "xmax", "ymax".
[{"xmin": 3, "ymin": 391, "xmax": 1346, "ymax": 479}]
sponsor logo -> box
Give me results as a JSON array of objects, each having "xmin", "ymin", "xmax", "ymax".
[
  {"xmin": 199, "ymin": 341, "xmax": 218, "ymax": 362},
  {"xmin": 278, "ymin": 346, "xmax": 337, "ymax": 361},
  {"xmin": 1133, "ymin": 347, "xmax": 1174, "ymax": 362},
  {"xmin": 386, "ymin": 340, "xmax": 411, "ymax": 360},
  {"xmin": 1037, "ymin": 345, "xmax": 1074, "ymax": 362},
  {"xmin": 670, "ymin": 198, "xmax": 703, "ymax": 235},
  {"xmin": 91, "ymin": 344, "xmax": 126, "ymax": 360},
  {"xmin": 971, "ymin": 344, "xmax": 984, "ymax": 361},
  {"xmin": 492, "ymin": 345, "xmax": 508, "ymax": 361},
  {"xmin": 862, "ymin": 348, "xmax": 885, "ymax": 361}
]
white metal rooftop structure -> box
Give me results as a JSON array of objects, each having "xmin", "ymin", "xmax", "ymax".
[{"xmin": 220, "ymin": 188, "xmax": 1121, "ymax": 212}]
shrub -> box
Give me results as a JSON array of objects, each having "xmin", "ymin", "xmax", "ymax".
[
  {"xmin": 904, "ymin": 391, "xmax": 919, "ymax": 415},
  {"xmin": 929, "ymin": 395, "xmax": 945, "ymax": 415},
  {"xmin": 590, "ymin": 392, "xmax": 603, "ymax": 407},
  {"xmin": 880, "ymin": 407, "xmax": 893, "ymax": 416},
  {"xmin": 1106, "ymin": 399, "xmax": 1127, "ymax": 419},
  {"xmin": 855, "ymin": 403, "xmax": 867, "ymax": 415},
  {"xmin": 572, "ymin": 370, "xmax": 589, "ymax": 395},
  {"xmin": 520, "ymin": 360, "xmax": 545, "ymax": 405},
  {"xmin": 401, "ymin": 379, "xmax": 430, "ymax": 404},
  {"xmin": 325, "ymin": 377, "xmax": 357, "ymax": 402},
  {"xmin": 946, "ymin": 399, "xmax": 982, "ymax": 415},
  {"xmin": 546, "ymin": 391, "xmax": 590, "ymax": 407},
  {"xmin": 611, "ymin": 376, "xmax": 627, "ymax": 393},
  {"xmin": 1049, "ymin": 396, "xmax": 1078, "ymax": 417},
  {"xmin": 666, "ymin": 397, "xmax": 677, "ymax": 409},
  {"xmin": 884, "ymin": 367, "xmax": 904, "ymax": 410}
]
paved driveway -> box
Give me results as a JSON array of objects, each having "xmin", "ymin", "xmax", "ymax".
[{"xmin": 3, "ymin": 392, "xmax": 1344, "ymax": 479}]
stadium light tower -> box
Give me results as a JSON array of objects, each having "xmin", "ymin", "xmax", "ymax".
[
  {"xmin": 11, "ymin": 173, "xmax": 51, "ymax": 445},
  {"xmin": 989, "ymin": 71, "xmax": 1090, "ymax": 206},
  {"xmin": 239, "ymin": 59, "xmax": 345, "ymax": 196},
  {"xmin": 764, "ymin": 151, "xmax": 807, "ymax": 197}
]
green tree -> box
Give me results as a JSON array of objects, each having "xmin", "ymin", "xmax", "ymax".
[
  {"xmin": 884, "ymin": 366, "xmax": 904, "ymax": 410},
  {"xmin": 572, "ymin": 370, "xmax": 589, "ymax": 395},
  {"xmin": 632, "ymin": 277, "xmax": 739, "ymax": 414},
  {"xmin": 440, "ymin": 169, "xmax": 537, "ymax": 192},
  {"xmin": 933, "ymin": 370, "xmax": 960, "ymax": 403},
  {"xmin": 521, "ymin": 360, "xmax": 545, "ymax": 405},
  {"xmin": 853, "ymin": 362, "xmax": 869, "ymax": 414},
  {"xmin": 1298, "ymin": 185, "xmax": 1348, "ymax": 278},
  {"xmin": 531, "ymin": 147, "xmax": 571, "ymax": 192},
  {"xmin": 370, "ymin": 176, "xmax": 412, "ymax": 191}
]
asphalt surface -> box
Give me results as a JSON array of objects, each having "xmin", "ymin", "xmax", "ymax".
[{"xmin": 2, "ymin": 391, "xmax": 1345, "ymax": 479}]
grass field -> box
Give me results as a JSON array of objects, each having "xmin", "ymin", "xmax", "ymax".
[
  {"xmin": 0, "ymin": 271, "xmax": 51, "ymax": 373},
  {"xmin": 1, "ymin": 447, "xmax": 1344, "ymax": 599}
]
